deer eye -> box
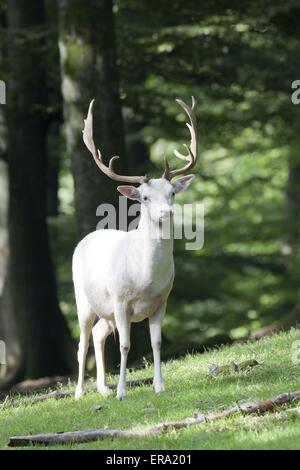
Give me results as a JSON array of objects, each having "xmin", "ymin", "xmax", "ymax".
[
  {"xmin": 172, "ymin": 191, "xmax": 175, "ymax": 197},
  {"xmin": 143, "ymin": 196, "xmax": 148, "ymax": 201}
]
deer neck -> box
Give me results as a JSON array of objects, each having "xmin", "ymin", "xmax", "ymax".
[{"xmin": 134, "ymin": 209, "xmax": 174, "ymax": 282}]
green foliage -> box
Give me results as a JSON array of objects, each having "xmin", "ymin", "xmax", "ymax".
[
  {"xmin": 114, "ymin": 0, "xmax": 300, "ymax": 349},
  {"xmin": 1, "ymin": 329, "xmax": 300, "ymax": 449}
]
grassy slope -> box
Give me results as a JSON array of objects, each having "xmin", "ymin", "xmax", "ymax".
[{"xmin": 1, "ymin": 328, "xmax": 300, "ymax": 450}]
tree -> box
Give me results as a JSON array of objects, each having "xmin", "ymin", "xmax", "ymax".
[
  {"xmin": 58, "ymin": 0, "xmax": 128, "ymax": 239},
  {"xmin": 45, "ymin": 0, "xmax": 64, "ymax": 218},
  {"xmin": 1, "ymin": 0, "xmax": 75, "ymax": 386}
]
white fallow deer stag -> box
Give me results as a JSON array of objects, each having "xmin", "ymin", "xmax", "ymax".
[{"xmin": 73, "ymin": 97, "xmax": 198, "ymax": 400}]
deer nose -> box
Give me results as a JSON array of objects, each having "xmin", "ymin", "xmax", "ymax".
[{"xmin": 160, "ymin": 207, "xmax": 173, "ymax": 220}]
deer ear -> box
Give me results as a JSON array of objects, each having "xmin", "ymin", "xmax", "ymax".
[
  {"xmin": 173, "ymin": 174, "xmax": 195, "ymax": 193},
  {"xmin": 117, "ymin": 185, "xmax": 141, "ymax": 201}
]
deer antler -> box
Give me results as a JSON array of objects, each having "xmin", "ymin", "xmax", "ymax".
[
  {"xmin": 83, "ymin": 99, "xmax": 149, "ymax": 184},
  {"xmin": 162, "ymin": 97, "xmax": 197, "ymax": 180}
]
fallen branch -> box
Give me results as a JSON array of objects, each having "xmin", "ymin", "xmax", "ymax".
[
  {"xmin": 10, "ymin": 390, "xmax": 73, "ymax": 407},
  {"xmin": 11, "ymin": 375, "xmax": 75, "ymax": 394},
  {"xmin": 237, "ymin": 390, "xmax": 300, "ymax": 414},
  {"xmin": 8, "ymin": 389, "xmax": 300, "ymax": 447},
  {"xmin": 4, "ymin": 378, "xmax": 153, "ymax": 408}
]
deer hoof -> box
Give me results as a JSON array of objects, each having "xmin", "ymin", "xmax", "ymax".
[
  {"xmin": 117, "ymin": 385, "xmax": 127, "ymax": 400},
  {"xmin": 154, "ymin": 382, "xmax": 165, "ymax": 394},
  {"xmin": 75, "ymin": 387, "xmax": 84, "ymax": 400}
]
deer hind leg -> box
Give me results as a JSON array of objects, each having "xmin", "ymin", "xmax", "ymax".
[
  {"xmin": 75, "ymin": 316, "xmax": 94, "ymax": 400},
  {"xmin": 74, "ymin": 287, "xmax": 95, "ymax": 399},
  {"xmin": 92, "ymin": 318, "xmax": 115, "ymax": 396}
]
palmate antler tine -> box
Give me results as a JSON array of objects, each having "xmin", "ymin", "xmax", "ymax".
[
  {"xmin": 163, "ymin": 96, "xmax": 198, "ymax": 180},
  {"xmin": 83, "ymin": 100, "xmax": 148, "ymax": 185}
]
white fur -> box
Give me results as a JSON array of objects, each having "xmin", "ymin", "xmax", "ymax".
[{"xmin": 73, "ymin": 175, "xmax": 194, "ymax": 400}]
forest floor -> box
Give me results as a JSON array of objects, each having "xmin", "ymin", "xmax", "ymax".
[{"xmin": 1, "ymin": 328, "xmax": 300, "ymax": 450}]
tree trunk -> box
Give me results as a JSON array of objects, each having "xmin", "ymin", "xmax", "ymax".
[
  {"xmin": 58, "ymin": 0, "xmax": 128, "ymax": 239},
  {"xmin": 0, "ymin": 160, "xmax": 9, "ymax": 382},
  {"xmin": 0, "ymin": 0, "xmax": 19, "ymax": 384},
  {"xmin": 45, "ymin": 0, "xmax": 64, "ymax": 219},
  {"xmin": 3, "ymin": 0, "xmax": 76, "ymax": 384},
  {"xmin": 47, "ymin": 121, "xmax": 61, "ymax": 218}
]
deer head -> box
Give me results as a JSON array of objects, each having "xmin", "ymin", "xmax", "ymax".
[{"xmin": 83, "ymin": 97, "xmax": 198, "ymax": 224}]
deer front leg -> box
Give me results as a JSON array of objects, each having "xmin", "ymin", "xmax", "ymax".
[
  {"xmin": 149, "ymin": 301, "xmax": 166, "ymax": 394},
  {"xmin": 115, "ymin": 305, "xmax": 131, "ymax": 400}
]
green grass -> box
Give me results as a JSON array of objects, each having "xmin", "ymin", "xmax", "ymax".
[{"xmin": 1, "ymin": 328, "xmax": 300, "ymax": 450}]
